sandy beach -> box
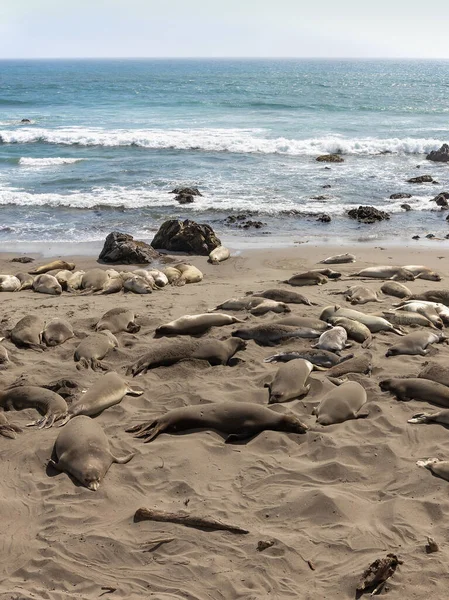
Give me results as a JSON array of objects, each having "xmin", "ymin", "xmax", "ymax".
[{"xmin": 1, "ymin": 243, "xmax": 449, "ymax": 599}]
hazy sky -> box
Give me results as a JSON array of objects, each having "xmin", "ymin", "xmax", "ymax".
[{"xmin": 1, "ymin": 0, "xmax": 449, "ymax": 59}]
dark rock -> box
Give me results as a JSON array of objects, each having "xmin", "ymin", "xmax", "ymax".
[
  {"xmin": 412, "ymin": 235, "xmax": 420, "ymax": 240},
  {"xmin": 401, "ymin": 204, "xmax": 412, "ymax": 211},
  {"xmin": 170, "ymin": 187, "xmax": 202, "ymax": 197},
  {"xmin": 224, "ymin": 214, "xmax": 266, "ymax": 229},
  {"xmin": 316, "ymin": 154, "xmax": 344, "ymax": 163},
  {"xmin": 407, "ymin": 175, "xmax": 435, "ymax": 183},
  {"xmin": 324, "ymin": 166, "xmax": 331, "ymax": 170},
  {"xmin": 426, "ymin": 143, "xmax": 449, "ymax": 162},
  {"xmin": 390, "ymin": 193, "xmax": 412, "ymax": 200},
  {"xmin": 11, "ymin": 256, "xmax": 34, "ymax": 263},
  {"xmin": 433, "ymin": 180, "xmax": 441, "ymax": 184},
  {"xmin": 426, "ymin": 233, "xmax": 435, "ymax": 239},
  {"xmin": 99, "ymin": 231, "xmax": 161, "ymax": 264},
  {"xmin": 20, "ymin": 118, "xmax": 31, "ymax": 123},
  {"xmin": 322, "ymin": 184, "xmax": 332, "ymax": 189},
  {"xmin": 435, "ymin": 195, "xmax": 449, "ymax": 208},
  {"xmin": 176, "ymin": 193, "xmax": 194, "ymax": 204},
  {"xmin": 242, "ymin": 220, "xmax": 265, "ymax": 229},
  {"xmin": 151, "ymin": 219, "xmax": 221, "ymax": 255},
  {"xmin": 446, "ymin": 214, "xmax": 449, "ymax": 221},
  {"xmin": 310, "ymin": 195, "xmax": 329, "ymax": 201},
  {"xmin": 347, "ymin": 205, "xmax": 390, "ymax": 224},
  {"xmin": 317, "ymin": 213, "xmax": 331, "ymax": 223}
]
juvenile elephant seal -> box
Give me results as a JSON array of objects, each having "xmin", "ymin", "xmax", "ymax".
[
  {"xmin": 264, "ymin": 349, "xmax": 353, "ymax": 368},
  {"xmin": 165, "ymin": 264, "xmax": 203, "ymax": 286},
  {"xmin": 51, "ymin": 416, "xmax": 134, "ymax": 490},
  {"xmin": 275, "ymin": 315, "xmax": 330, "ymax": 331},
  {"xmin": 326, "ymin": 352, "xmax": 372, "ymax": 378},
  {"xmin": 402, "ymin": 265, "xmax": 441, "ymax": 281},
  {"xmin": 156, "ymin": 313, "xmax": 243, "ymax": 336},
  {"xmin": 208, "ymin": 246, "xmax": 230, "ymax": 264},
  {"xmin": 382, "ymin": 310, "xmax": 436, "ymax": 329},
  {"xmin": 416, "ymin": 458, "xmax": 449, "ymax": 482},
  {"xmin": 146, "ymin": 269, "xmax": 168, "ymax": 287},
  {"xmin": 66, "ymin": 270, "xmax": 85, "ymax": 292},
  {"xmin": 319, "ymin": 253, "xmax": 356, "ymax": 264},
  {"xmin": 410, "ymin": 290, "xmax": 449, "ymax": 306},
  {"xmin": 398, "ymin": 301, "xmax": 449, "ymax": 324},
  {"xmin": 379, "ymin": 378, "xmax": 449, "ymax": 407},
  {"xmin": 0, "ymin": 385, "xmax": 68, "ymax": 428},
  {"xmin": 408, "ymin": 409, "xmax": 449, "ymax": 425},
  {"xmin": 232, "ymin": 324, "xmax": 322, "ymax": 346},
  {"xmin": 418, "ymin": 361, "xmax": 449, "ymax": 387},
  {"xmin": 250, "ymin": 288, "xmax": 314, "ymax": 306},
  {"xmin": 126, "ymin": 401, "xmax": 308, "ymax": 443},
  {"xmin": 0, "ymin": 412, "xmax": 22, "ymax": 438},
  {"xmin": 127, "ymin": 337, "xmax": 246, "ymax": 376},
  {"xmin": 320, "ymin": 305, "xmax": 404, "ymax": 335},
  {"xmin": 312, "ymin": 326, "xmax": 350, "ymax": 354},
  {"xmin": 81, "ymin": 269, "xmax": 109, "ymax": 292},
  {"xmin": 313, "ymin": 381, "xmax": 367, "ymax": 425},
  {"xmin": 250, "ymin": 300, "xmax": 290, "ymax": 315},
  {"xmin": 284, "ymin": 272, "xmax": 328, "ymax": 286},
  {"xmin": 215, "ymin": 296, "xmax": 290, "ymax": 315},
  {"xmin": 393, "ymin": 302, "xmax": 443, "ymax": 328},
  {"xmin": 266, "ymin": 359, "xmax": 321, "ymax": 404},
  {"xmin": 328, "ymin": 317, "xmax": 372, "ymax": 346},
  {"xmin": 60, "ymin": 372, "xmax": 143, "ymax": 424},
  {"xmin": 74, "ymin": 331, "xmax": 118, "ymax": 370},
  {"xmin": 385, "ymin": 330, "xmax": 445, "ymax": 357},
  {"xmin": 123, "ymin": 275, "xmax": 153, "ymax": 294},
  {"xmin": 350, "ymin": 266, "xmax": 415, "ymax": 281},
  {"xmin": 96, "ymin": 308, "xmax": 140, "ymax": 333},
  {"xmin": 10, "ymin": 315, "xmax": 45, "ymax": 350},
  {"xmin": 15, "ymin": 272, "xmax": 34, "ymax": 290},
  {"xmin": 43, "ymin": 319, "xmax": 74, "ymax": 346},
  {"xmin": 344, "ymin": 285, "xmax": 382, "ymax": 305},
  {"xmin": 33, "ymin": 274, "xmax": 62, "ymax": 295},
  {"xmin": 0, "ymin": 275, "xmax": 20, "ymax": 292},
  {"xmin": 29, "ymin": 260, "xmax": 75, "ymax": 275},
  {"xmin": 380, "ymin": 281, "xmax": 412, "ymax": 299}
]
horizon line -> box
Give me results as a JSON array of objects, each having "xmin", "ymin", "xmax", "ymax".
[{"xmin": 1, "ymin": 56, "xmax": 449, "ymax": 61}]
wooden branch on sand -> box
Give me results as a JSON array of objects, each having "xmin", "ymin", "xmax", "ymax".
[{"xmin": 134, "ymin": 507, "xmax": 249, "ymax": 534}]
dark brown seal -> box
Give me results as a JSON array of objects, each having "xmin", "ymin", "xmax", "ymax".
[
  {"xmin": 379, "ymin": 378, "xmax": 449, "ymax": 407},
  {"xmin": 0, "ymin": 385, "xmax": 68, "ymax": 428},
  {"xmin": 250, "ymin": 288, "xmax": 314, "ymax": 306}
]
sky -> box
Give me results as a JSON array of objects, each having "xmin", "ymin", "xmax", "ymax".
[{"xmin": 1, "ymin": 0, "xmax": 449, "ymax": 59}]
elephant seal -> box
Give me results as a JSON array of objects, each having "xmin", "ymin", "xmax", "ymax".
[
  {"xmin": 319, "ymin": 253, "xmax": 356, "ymax": 264},
  {"xmin": 126, "ymin": 401, "xmax": 308, "ymax": 443},
  {"xmin": 96, "ymin": 308, "xmax": 140, "ymax": 334},
  {"xmin": 60, "ymin": 372, "xmax": 143, "ymax": 424},
  {"xmin": 418, "ymin": 361, "xmax": 449, "ymax": 387},
  {"xmin": 232, "ymin": 324, "xmax": 322, "ymax": 346},
  {"xmin": 146, "ymin": 269, "xmax": 168, "ymax": 287},
  {"xmin": 380, "ymin": 281, "xmax": 412, "ymax": 299},
  {"xmin": 382, "ymin": 310, "xmax": 436, "ymax": 329},
  {"xmin": 123, "ymin": 275, "xmax": 153, "ymax": 294},
  {"xmin": 208, "ymin": 246, "xmax": 230, "ymax": 264},
  {"xmin": 312, "ymin": 326, "xmax": 350, "ymax": 354},
  {"xmin": 0, "ymin": 412, "xmax": 22, "ymax": 438},
  {"xmin": 266, "ymin": 359, "xmax": 321, "ymax": 404},
  {"xmin": 165, "ymin": 264, "xmax": 203, "ymax": 286},
  {"xmin": 55, "ymin": 269, "xmax": 75, "ymax": 290},
  {"xmin": 156, "ymin": 313, "xmax": 244, "ymax": 336},
  {"xmin": 385, "ymin": 330, "xmax": 445, "ymax": 357},
  {"xmin": 50, "ymin": 416, "xmax": 134, "ymax": 490},
  {"xmin": 43, "ymin": 319, "xmax": 74, "ymax": 346},
  {"xmin": 0, "ymin": 385, "xmax": 68, "ymax": 428},
  {"xmin": 408, "ymin": 409, "xmax": 449, "ymax": 425},
  {"xmin": 215, "ymin": 296, "xmax": 290, "ymax": 314},
  {"xmin": 320, "ymin": 306, "xmax": 404, "ymax": 335},
  {"xmin": 15, "ymin": 272, "xmax": 34, "ymax": 290},
  {"xmin": 398, "ymin": 301, "xmax": 449, "ymax": 325},
  {"xmin": 402, "ymin": 265, "xmax": 441, "ymax": 281},
  {"xmin": 310, "ymin": 268, "xmax": 341, "ymax": 279},
  {"xmin": 264, "ymin": 349, "xmax": 353, "ymax": 368},
  {"xmin": 66, "ymin": 270, "xmax": 85, "ymax": 292},
  {"xmin": 379, "ymin": 378, "xmax": 449, "ymax": 407},
  {"xmin": 350, "ymin": 266, "xmax": 415, "ymax": 281},
  {"xmin": 416, "ymin": 458, "xmax": 449, "ymax": 482},
  {"xmin": 326, "ymin": 352, "xmax": 372, "ymax": 378},
  {"xmin": 344, "ymin": 285, "xmax": 382, "ymax": 305},
  {"xmin": 127, "ymin": 337, "xmax": 246, "ymax": 376},
  {"xmin": 327, "ymin": 317, "xmax": 372, "ymax": 346},
  {"xmin": 0, "ymin": 275, "xmax": 20, "ymax": 292},
  {"xmin": 283, "ymin": 272, "xmax": 328, "ymax": 286},
  {"xmin": 74, "ymin": 331, "xmax": 118, "ymax": 370},
  {"xmin": 29, "ymin": 260, "xmax": 75, "ymax": 275},
  {"xmin": 0, "ymin": 340, "xmax": 10, "ymax": 366},
  {"xmin": 275, "ymin": 315, "xmax": 330, "ymax": 331},
  {"xmin": 250, "ymin": 288, "xmax": 314, "ymax": 306},
  {"xmin": 33, "ymin": 274, "xmax": 62, "ymax": 295},
  {"xmin": 250, "ymin": 300, "xmax": 291, "ymax": 316},
  {"xmin": 392, "ymin": 302, "xmax": 443, "ymax": 328},
  {"xmin": 410, "ymin": 290, "xmax": 449, "ymax": 306},
  {"xmin": 313, "ymin": 381, "xmax": 367, "ymax": 425},
  {"xmin": 81, "ymin": 269, "xmax": 109, "ymax": 291},
  {"xmin": 10, "ymin": 315, "xmax": 45, "ymax": 350}
]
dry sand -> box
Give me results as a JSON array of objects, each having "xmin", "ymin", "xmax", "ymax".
[{"xmin": 1, "ymin": 243, "xmax": 449, "ymax": 599}]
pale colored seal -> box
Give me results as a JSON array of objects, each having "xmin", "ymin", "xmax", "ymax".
[
  {"xmin": 392, "ymin": 302, "xmax": 443, "ymax": 328},
  {"xmin": 81, "ymin": 268, "xmax": 109, "ymax": 291},
  {"xmin": 0, "ymin": 338, "xmax": 10, "ymax": 366},
  {"xmin": 74, "ymin": 331, "xmax": 118, "ymax": 370},
  {"xmin": 266, "ymin": 359, "xmax": 322, "ymax": 404},
  {"xmin": 123, "ymin": 275, "xmax": 153, "ymax": 294},
  {"xmin": 156, "ymin": 313, "xmax": 244, "ymax": 336},
  {"xmin": 401, "ymin": 301, "xmax": 449, "ymax": 324},
  {"xmin": 380, "ymin": 281, "xmax": 412, "ymax": 299},
  {"xmin": 127, "ymin": 337, "xmax": 246, "ymax": 376},
  {"xmin": 327, "ymin": 316, "xmax": 372, "ymax": 346},
  {"xmin": 416, "ymin": 458, "xmax": 449, "ymax": 482},
  {"xmin": 312, "ymin": 381, "xmax": 368, "ymax": 425},
  {"xmin": 379, "ymin": 377, "xmax": 449, "ymax": 407},
  {"xmin": 96, "ymin": 308, "xmax": 140, "ymax": 333},
  {"xmin": 276, "ymin": 315, "xmax": 330, "ymax": 331},
  {"xmin": 208, "ymin": 246, "xmax": 230, "ymax": 264},
  {"xmin": 146, "ymin": 269, "xmax": 168, "ymax": 287},
  {"xmin": 319, "ymin": 253, "xmax": 356, "ymax": 264},
  {"xmin": 0, "ymin": 412, "xmax": 22, "ymax": 438},
  {"xmin": 54, "ymin": 269, "xmax": 75, "ymax": 290},
  {"xmin": 418, "ymin": 361, "xmax": 449, "ymax": 387},
  {"xmin": 344, "ymin": 285, "xmax": 382, "ymax": 305},
  {"xmin": 350, "ymin": 266, "xmax": 415, "ymax": 281},
  {"xmin": 250, "ymin": 288, "xmax": 314, "ymax": 306},
  {"xmin": 385, "ymin": 330, "xmax": 446, "ymax": 357},
  {"xmin": 50, "ymin": 415, "xmax": 134, "ymax": 490},
  {"xmin": 126, "ymin": 401, "xmax": 308, "ymax": 443},
  {"xmin": 215, "ymin": 296, "xmax": 290, "ymax": 315},
  {"xmin": 312, "ymin": 326, "xmax": 350, "ymax": 354},
  {"xmin": 125, "ymin": 270, "xmax": 157, "ymax": 289},
  {"xmin": 66, "ymin": 270, "xmax": 85, "ymax": 292},
  {"xmin": 43, "ymin": 319, "xmax": 74, "ymax": 347},
  {"xmin": 232, "ymin": 324, "xmax": 322, "ymax": 346},
  {"xmin": 33, "ymin": 273, "xmax": 62, "ymax": 295},
  {"xmin": 283, "ymin": 271, "xmax": 328, "ymax": 286},
  {"xmin": 410, "ymin": 290, "xmax": 449, "ymax": 306},
  {"xmin": 250, "ymin": 299, "xmax": 291, "ymax": 315},
  {"xmin": 0, "ymin": 275, "xmax": 20, "ymax": 292},
  {"xmin": 15, "ymin": 272, "xmax": 34, "ymax": 290},
  {"xmin": 320, "ymin": 305, "xmax": 404, "ymax": 335},
  {"xmin": 10, "ymin": 315, "xmax": 45, "ymax": 350},
  {"xmin": 60, "ymin": 372, "xmax": 143, "ymax": 424},
  {"xmin": 164, "ymin": 264, "xmax": 203, "ymax": 286},
  {"xmin": 0, "ymin": 385, "xmax": 68, "ymax": 428},
  {"xmin": 326, "ymin": 352, "xmax": 372, "ymax": 377},
  {"xmin": 310, "ymin": 268, "xmax": 341, "ymax": 279},
  {"xmin": 29, "ymin": 260, "xmax": 75, "ymax": 275},
  {"xmin": 408, "ymin": 409, "xmax": 449, "ymax": 425},
  {"xmin": 382, "ymin": 310, "xmax": 436, "ymax": 329},
  {"xmin": 402, "ymin": 265, "xmax": 441, "ymax": 281},
  {"xmin": 264, "ymin": 349, "xmax": 354, "ymax": 368}
]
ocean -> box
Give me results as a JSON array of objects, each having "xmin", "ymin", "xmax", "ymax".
[{"xmin": 1, "ymin": 58, "xmax": 449, "ymax": 249}]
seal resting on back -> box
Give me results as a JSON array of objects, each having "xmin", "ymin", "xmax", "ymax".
[
  {"xmin": 313, "ymin": 381, "xmax": 367, "ymax": 425},
  {"xmin": 0, "ymin": 385, "xmax": 68, "ymax": 428},
  {"xmin": 156, "ymin": 313, "xmax": 244, "ymax": 336},
  {"xmin": 265, "ymin": 359, "xmax": 323, "ymax": 404},
  {"xmin": 74, "ymin": 331, "xmax": 118, "ymax": 370},
  {"xmin": 10, "ymin": 315, "xmax": 45, "ymax": 350},
  {"xmin": 127, "ymin": 337, "xmax": 246, "ymax": 376},
  {"xmin": 379, "ymin": 378, "xmax": 449, "ymax": 407},
  {"xmin": 50, "ymin": 415, "xmax": 134, "ymax": 490},
  {"xmin": 126, "ymin": 401, "xmax": 308, "ymax": 443},
  {"xmin": 95, "ymin": 308, "xmax": 140, "ymax": 333},
  {"xmin": 312, "ymin": 326, "xmax": 350, "ymax": 354}
]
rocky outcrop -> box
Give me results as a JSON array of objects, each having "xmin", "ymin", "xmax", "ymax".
[
  {"xmin": 224, "ymin": 214, "xmax": 266, "ymax": 229},
  {"xmin": 316, "ymin": 154, "xmax": 344, "ymax": 163},
  {"xmin": 99, "ymin": 231, "xmax": 161, "ymax": 264},
  {"xmin": 347, "ymin": 206, "xmax": 390, "ymax": 223},
  {"xmin": 407, "ymin": 175, "xmax": 436, "ymax": 183},
  {"xmin": 401, "ymin": 204, "xmax": 412, "ymax": 211},
  {"xmin": 170, "ymin": 187, "xmax": 202, "ymax": 204},
  {"xmin": 432, "ymin": 192, "xmax": 449, "ymax": 208},
  {"xmin": 426, "ymin": 144, "xmax": 449, "ymax": 162},
  {"xmin": 316, "ymin": 213, "xmax": 332, "ymax": 223},
  {"xmin": 151, "ymin": 219, "xmax": 221, "ymax": 254},
  {"xmin": 390, "ymin": 193, "xmax": 412, "ymax": 200}
]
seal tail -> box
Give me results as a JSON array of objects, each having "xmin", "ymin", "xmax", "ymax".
[
  {"xmin": 408, "ymin": 413, "xmax": 434, "ymax": 424},
  {"xmin": 126, "ymin": 420, "xmax": 162, "ymax": 442},
  {"xmin": 113, "ymin": 451, "xmax": 135, "ymax": 464}
]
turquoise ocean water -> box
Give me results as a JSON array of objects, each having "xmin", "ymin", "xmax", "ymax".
[{"xmin": 1, "ymin": 59, "xmax": 449, "ymax": 247}]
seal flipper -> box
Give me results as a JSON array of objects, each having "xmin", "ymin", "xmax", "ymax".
[
  {"xmin": 49, "ymin": 458, "xmax": 63, "ymax": 471},
  {"xmin": 125, "ymin": 386, "xmax": 144, "ymax": 397},
  {"xmin": 112, "ymin": 451, "xmax": 135, "ymax": 464},
  {"xmin": 0, "ymin": 425, "xmax": 17, "ymax": 439},
  {"xmin": 408, "ymin": 413, "xmax": 432, "ymax": 424}
]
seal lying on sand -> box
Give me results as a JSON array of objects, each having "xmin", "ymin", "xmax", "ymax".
[
  {"xmin": 0, "ymin": 412, "xmax": 22, "ymax": 438},
  {"xmin": 265, "ymin": 359, "xmax": 323, "ymax": 404},
  {"xmin": 283, "ymin": 272, "xmax": 328, "ymax": 286},
  {"xmin": 10, "ymin": 315, "xmax": 45, "ymax": 350},
  {"xmin": 127, "ymin": 337, "xmax": 246, "ymax": 376},
  {"xmin": 232, "ymin": 324, "xmax": 322, "ymax": 346},
  {"xmin": 264, "ymin": 349, "xmax": 353, "ymax": 368},
  {"xmin": 74, "ymin": 331, "xmax": 118, "ymax": 370},
  {"xmin": 156, "ymin": 313, "xmax": 244, "ymax": 336},
  {"xmin": 33, "ymin": 274, "xmax": 62, "ymax": 295},
  {"xmin": 408, "ymin": 409, "xmax": 449, "ymax": 425},
  {"xmin": 344, "ymin": 285, "xmax": 382, "ymax": 305},
  {"xmin": 15, "ymin": 272, "xmax": 34, "ymax": 291},
  {"xmin": 380, "ymin": 378, "xmax": 449, "ymax": 407},
  {"xmin": 409, "ymin": 290, "xmax": 449, "ymax": 306},
  {"xmin": 402, "ymin": 265, "xmax": 441, "ymax": 281},
  {"xmin": 43, "ymin": 319, "xmax": 74, "ymax": 347},
  {"xmin": 276, "ymin": 315, "xmax": 330, "ymax": 331},
  {"xmin": 313, "ymin": 381, "xmax": 368, "ymax": 425},
  {"xmin": 50, "ymin": 416, "xmax": 134, "ymax": 490},
  {"xmin": 126, "ymin": 401, "xmax": 308, "ymax": 443},
  {"xmin": 208, "ymin": 246, "xmax": 230, "ymax": 264},
  {"xmin": 29, "ymin": 260, "xmax": 75, "ymax": 275},
  {"xmin": 215, "ymin": 296, "xmax": 290, "ymax": 315},
  {"xmin": 382, "ymin": 310, "xmax": 436, "ymax": 329},
  {"xmin": 416, "ymin": 458, "xmax": 449, "ymax": 482},
  {"xmin": 312, "ymin": 326, "xmax": 350, "ymax": 354},
  {"xmin": 327, "ymin": 316, "xmax": 372, "ymax": 346},
  {"xmin": 0, "ymin": 275, "xmax": 20, "ymax": 292},
  {"xmin": 385, "ymin": 331, "xmax": 446, "ymax": 357},
  {"xmin": 350, "ymin": 266, "xmax": 415, "ymax": 281},
  {"xmin": 320, "ymin": 305, "xmax": 404, "ymax": 335},
  {"xmin": 0, "ymin": 385, "xmax": 68, "ymax": 428},
  {"xmin": 418, "ymin": 361, "xmax": 449, "ymax": 387},
  {"xmin": 381, "ymin": 281, "xmax": 412, "ymax": 299},
  {"xmin": 319, "ymin": 253, "xmax": 356, "ymax": 264},
  {"xmin": 95, "ymin": 308, "xmax": 140, "ymax": 333},
  {"xmin": 326, "ymin": 352, "xmax": 372, "ymax": 378},
  {"xmin": 250, "ymin": 288, "xmax": 314, "ymax": 306}
]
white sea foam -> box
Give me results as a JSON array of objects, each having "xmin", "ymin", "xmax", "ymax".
[
  {"xmin": 0, "ymin": 127, "xmax": 445, "ymax": 156},
  {"xmin": 19, "ymin": 157, "xmax": 83, "ymax": 167}
]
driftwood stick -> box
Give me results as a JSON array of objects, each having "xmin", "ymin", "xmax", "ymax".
[{"xmin": 134, "ymin": 507, "xmax": 249, "ymax": 534}]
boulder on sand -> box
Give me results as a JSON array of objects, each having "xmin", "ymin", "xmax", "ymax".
[
  {"xmin": 151, "ymin": 219, "xmax": 221, "ymax": 255},
  {"xmin": 426, "ymin": 144, "xmax": 449, "ymax": 162},
  {"xmin": 99, "ymin": 231, "xmax": 161, "ymax": 264},
  {"xmin": 347, "ymin": 206, "xmax": 390, "ymax": 224},
  {"xmin": 316, "ymin": 154, "xmax": 344, "ymax": 163}
]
